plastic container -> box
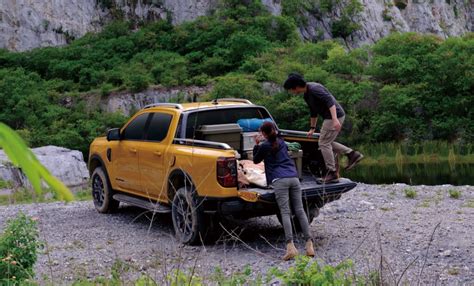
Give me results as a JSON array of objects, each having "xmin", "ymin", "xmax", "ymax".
[
  {"xmin": 242, "ymin": 132, "xmax": 259, "ymax": 151},
  {"xmin": 197, "ymin": 124, "xmax": 242, "ymax": 150}
]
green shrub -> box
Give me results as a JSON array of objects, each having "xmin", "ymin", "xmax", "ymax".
[
  {"xmin": 331, "ymin": 16, "xmax": 360, "ymax": 39},
  {"xmin": 292, "ymin": 41, "xmax": 339, "ymax": 66},
  {"xmin": 304, "ymin": 67, "xmax": 330, "ymax": 84},
  {"xmin": 270, "ymin": 256, "xmax": 363, "ymax": 285},
  {"xmin": 0, "ymin": 180, "xmax": 11, "ymax": 189},
  {"xmin": 0, "ymin": 213, "xmax": 39, "ymax": 285},
  {"xmin": 209, "ymin": 74, "xmax": 265, "ymax": 102},
  {"xmin": 100, "ymin": 83, "xmax": 114, "ymax": 96},
  {"xmin": 448, "ymin": 189, "xmax": 461, "ymax": 199},
  {"xmin": 323, "ymin": 45, "xmax": 365, "ymax": 75},
  {"xmin": 404, "ymin": 188, "xmax": 417, "ymax": 199},
  {"xmin": 255, "ymin": 68, "xmax": 270, "ymax": 81}
]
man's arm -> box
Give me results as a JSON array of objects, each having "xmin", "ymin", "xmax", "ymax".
[
  {"xmin": 307, "ymin": 116, "xmax": 318, "ymax": 138},
  {"xmin": 310, "ymin": 117, "xmax": 318, "ymax": 128},
  {"xmin": 329, "ymin": 105, "xmax": 341, "ymax": 131}
]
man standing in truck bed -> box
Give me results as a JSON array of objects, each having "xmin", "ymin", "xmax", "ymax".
[{"xmin": 284, "ymin": 73, "xmax": 363, "ymax": 183}]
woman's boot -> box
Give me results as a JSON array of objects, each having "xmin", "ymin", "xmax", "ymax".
[
  {"xmin": 306, "ymin": 239, "xmax": 315, "ymax": 257},
  {"xmin": 282, "ymin": 241, "xmax": 298, "ymax": 261}
]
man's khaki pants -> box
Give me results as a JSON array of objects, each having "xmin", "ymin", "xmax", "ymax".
[{"xmin": 319, "ymin": 116, "xmax": 352, "ymax": 172}]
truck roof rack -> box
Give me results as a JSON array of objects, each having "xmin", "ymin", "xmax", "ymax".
[
  {"xmin": 212, "ymin": 98, "xmax": 252, "ymax": 105},
  {"xmin": 143, "ymin": 103, "xmax": 183, "ymax": 110}
]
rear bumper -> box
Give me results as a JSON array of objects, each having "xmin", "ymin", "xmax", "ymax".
[{"xmin": 200, "ymin": 178, "xmax": 357, "ymax": 218}]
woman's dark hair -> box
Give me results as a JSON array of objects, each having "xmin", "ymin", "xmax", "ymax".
[
  {"xmin": 283, "ymin": 73, "xmax": 306, "ymax": 90},
  {"xmin": 260, "ymin": 121, "xmax": 279, "ymax": 153}
]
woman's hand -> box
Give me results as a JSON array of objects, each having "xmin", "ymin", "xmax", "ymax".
[
  {"xmin": 307, "ymin": 128, "xmax": 315, "ymax": 138},
  {"xmin": 253, "ymin": 134, "xmax": 259, "ymax": 144},
  {"xmin": 254, "ymin": 133, "xmax": 265, "ymax": 144}
]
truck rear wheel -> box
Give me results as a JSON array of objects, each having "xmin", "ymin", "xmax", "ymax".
[
  {"xmin": 172, "ymin": 186, "xmax": 208, "ymax": 245},
  {"xmin": 91, "ymin": 167, "xmax": 120, "ymax": 213}
]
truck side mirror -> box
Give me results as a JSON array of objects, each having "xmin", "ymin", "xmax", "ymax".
[{"xmin": 107, "ymin": 128, "xmax": 121, "ymax": 141}]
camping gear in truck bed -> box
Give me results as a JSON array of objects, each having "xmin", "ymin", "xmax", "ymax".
[{"xmin": 196, "ymin": 124, "xmax": 242, "ymax": 150}]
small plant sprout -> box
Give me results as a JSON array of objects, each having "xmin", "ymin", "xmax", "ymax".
[{"xmin": 404, "ymin": 188, "xmax": 417, "ymax": 199}]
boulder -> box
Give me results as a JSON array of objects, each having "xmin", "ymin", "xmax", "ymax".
[{"xmin": 0, "ymin": 146, "xmax": 89, "ymax": 190}]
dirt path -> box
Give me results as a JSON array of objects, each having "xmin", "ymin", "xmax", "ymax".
[{"xmin": 0, "ymin": 183, "xmax": 473, "ymax": 285}]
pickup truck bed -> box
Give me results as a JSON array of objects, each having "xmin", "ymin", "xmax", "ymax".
[{"xmin": 201, "ymin": 174, "xmax": 356, "ymax": 219}]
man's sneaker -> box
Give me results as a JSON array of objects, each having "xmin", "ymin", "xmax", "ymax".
[
  {"xmin": 322, "ymin": 170, "xmax": 339, "ymax": 184},
  {"xmin": 345, "ymin": 151, "xmax": 364, "ymax": 171}
]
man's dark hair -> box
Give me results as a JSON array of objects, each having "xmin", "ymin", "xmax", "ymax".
[{"xmin": 283, "ymin": 73, "xmax": 306, "ymax": 90}]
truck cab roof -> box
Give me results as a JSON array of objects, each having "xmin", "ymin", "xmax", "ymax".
[{"xmin": 143, "ymin": 98, "xmax": 254, "ymax": 112}]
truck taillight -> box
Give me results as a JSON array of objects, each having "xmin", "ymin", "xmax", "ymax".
[{"xmin": 217, "ymin": 157, "xmax": 237, "ymax": 188}]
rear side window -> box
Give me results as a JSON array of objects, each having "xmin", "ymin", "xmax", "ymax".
[
  {"xmin": 146, "ymin": 113, "xmax": 173, "ymax": 142},
  {"xmin": 122, "ymin": 113, "xmax": 150, "ymax": 140},
  {"xmin": 185, "ymin": 107, "xmax": 271, "ymax": 138}
]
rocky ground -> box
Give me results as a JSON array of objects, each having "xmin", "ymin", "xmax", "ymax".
[{"xmin": 0, "ymin": 183, "xmax": 473, "ymax": 285}]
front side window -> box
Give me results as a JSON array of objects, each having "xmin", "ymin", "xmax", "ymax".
[
  {"xmin": 122, "ymin": 113, "xmax": 150, "ymax": 140},
  {"xmin": 146, "ymin": 112, "xmax": 173, "ymax": 142}
]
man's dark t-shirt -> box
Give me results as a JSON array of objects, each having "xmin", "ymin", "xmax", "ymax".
[{"xmin": 303, "ymin": 82, "xmax": 345, "ymax": 120}]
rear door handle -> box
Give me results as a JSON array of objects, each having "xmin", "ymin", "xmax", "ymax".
[
  {"xmin": 129, "ymin": 148, "xmax": 137, "ymax": 154},
  {"xmin": 154, "ymin": 151, "xmax": 162, "ymax": 156}
]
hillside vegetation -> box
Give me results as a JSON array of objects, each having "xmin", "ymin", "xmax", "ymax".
[{"xmin": 0, "ymin": 0, "xmax": 472, "ymax": 155}]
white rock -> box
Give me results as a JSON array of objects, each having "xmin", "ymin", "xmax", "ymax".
[
  {"xmin": 440, "ymin": 250, "xmax": 452, "ymax": 257},
  {"xmin": 0, "ymin": 145, "xmax": 89, "ymax": 189},
  {"xmin": 92, "ymin": 85, "xmax": 212, "ymax": 116}
]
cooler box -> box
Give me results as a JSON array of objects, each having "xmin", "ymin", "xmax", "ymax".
[{"xmin": 197, "ymin": 124, "xmax": 242, "ymax": 150}]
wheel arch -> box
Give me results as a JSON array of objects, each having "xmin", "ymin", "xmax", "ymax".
[
  {"xmin": 89, "ymin": 154, "xmax": 114, "ymax": 189},
  {"xmin": 89, "ymin": 154, "xmax": 106, "ymax": 176},
  {"xmin": 167, "ymin": 168, "xmax": 196, "ymax": 203}
]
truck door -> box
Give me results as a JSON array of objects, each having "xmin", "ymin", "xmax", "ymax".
[
  {"xmin": 139, "ymin": 112, "xmax": 174, "ymax": 202},
  {"xmin": 113, "ymin": 113, "xmax": 151, "ymax": 193}
]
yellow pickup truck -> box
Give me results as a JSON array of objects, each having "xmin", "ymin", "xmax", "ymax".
[{"xmin": 88, "ymin": 98, "xmax": 356, "ymax": 244}]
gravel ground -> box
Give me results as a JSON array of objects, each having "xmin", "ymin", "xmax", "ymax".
[{"xmin": 0, "ymin": 183, "xmax": 473, "ymax": 285}]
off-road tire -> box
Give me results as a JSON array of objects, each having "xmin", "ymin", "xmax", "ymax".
[
  {"xmin": 172, "ymin": 186, "xmax": 208, "ymax": 245},
  {"xmin": 91, "ymin": 167, "xmax": 120, "ymax": 213}
]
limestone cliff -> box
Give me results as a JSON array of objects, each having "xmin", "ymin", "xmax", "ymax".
[
  {"xmin": 0, "ymin": 0, "xmax": 472, "ymax": 51},
  {"xmin": 295, "ymin": 0, "xmax": 473, "ymax": 48}
]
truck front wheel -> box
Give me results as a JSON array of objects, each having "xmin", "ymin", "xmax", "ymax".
[
  {"xmin": 172, "ymin": 187, "xmax": 207, "ymax": 245},
  {"xmin": 91, "ymin": 167, "xmax": 119, "ymax": 213}
]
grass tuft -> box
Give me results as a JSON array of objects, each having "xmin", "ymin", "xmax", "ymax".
[
  {"xmin": 448, "ymin": 189, "xmax": 461, "ymax": 199},
  {"xmin": 404, "ymin": 188, "xmax": 417, "ymax": 199}
]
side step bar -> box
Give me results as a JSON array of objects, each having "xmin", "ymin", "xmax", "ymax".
[{"xmin": 113, "ymin": 193, "xmax": 171, "ymax": 213}]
